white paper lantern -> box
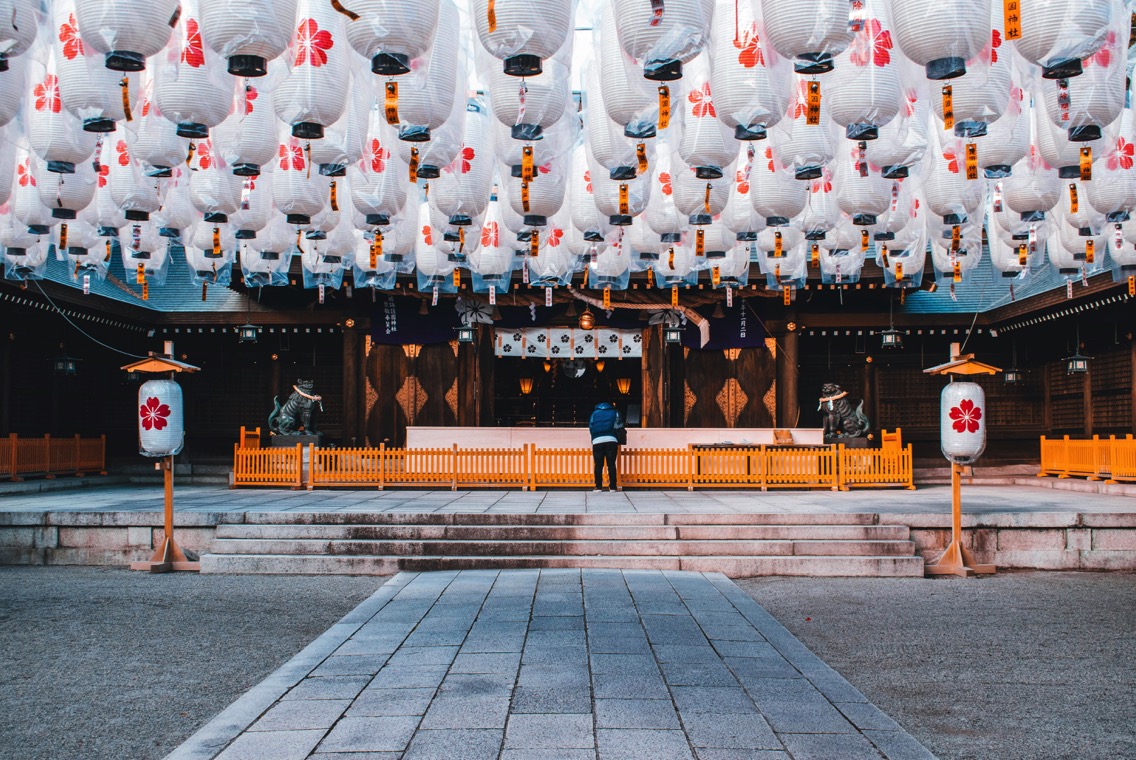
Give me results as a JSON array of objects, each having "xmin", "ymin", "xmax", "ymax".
[
  {"xmin": 212, "ymin": 82, "xmax": 278, "ymax": 176},
  {"xmin": 721, "ymin": 147, "xmax": 766, "ymax": 239},
  {"xmin": 13, "ymin": 153, "xmax": 59, "ymax": 233},
  {"xmin": 308, "ymin": 69, "xmax": 371, "ymax": 176},
  {"xmin": 825, "ymin": 0, "xmax": 901, "ymax": 139},
  {"xmin": 383, "ymin": 0, "xmax": 460, "ymax": 143},
  {"xmin": 1039, "ymin": 24, "xmax": 1125, "ymax": 142},
  {"xmin": 888, "ymin": 0, "xmax": 991, "ymax": 80},
  {"xmin": 799, "ymin": 167, "xmax": 840, "ymax": 238},
  {"xmin": 1086, "ymin": 122, "xmax": 1136, "ymax": 222},
  {"xmin": 834, "ymin": 142, "xmax": 891, "ymax": 225},
  {"xmin": 972, "ymin": 86, "xmax": 1029, "ymax": 177},
  {"xmin": 154, "ymin": 0, "xmax": 235, "ymax": 138},
  {"xmin": 613, "ymin": 0, "xmax": 713, "ymax": 81},
  {"xmin": 485, "ymin": 47, "xmax": 570, "ymax": 140},
  {"xmin": 351, "ymin": 112, "xmax": 409, "ymax": 226},
  {"xmin": 750, "ymin": 145, "xmax": 807, "ymax": 223},
  {"xmin": 120, "ymin": 222, "xmax": 171, "ymax": 285},
  {"xmin": 708, "ymin": 0, "xmax": 789, "ymax": 140},
  {"xmin": 472, "ymin": 0, "xmax": 573, "ymax": 77},
  {"xmin": 1013, "ymin": 0, "xmax": 1112, "ymax": 79},
  {"xmin": 676, "ymin": 54, "xmax": 736, "ymax": 179},
  {"xmin": 398, "ymin": 84, "xmax": 465, "ymax": 179},
  {"xmin": 133, "ymin": 74, "xmax": 190, "ymax": 174},
  {"xmin": 1003, "ymin": 148, "xmax": 1060, "ymax": 221},
  {"xmin": 54, "ymin": 0, "xmax": 140, "ymax": 132},
  {"xmin": 0, "ymin": 0, "xmax": 40, "ymax": 71},
  {"xmin": 760, "ymin": 0, "xmax": 853, "ymax": 73},
  {"xmin": 941, "ymin": 381, "xmax": 985, "ymax": 463},
  {"xmin": 27, "ymin": 52, "xmax": 99, "ymax": 174},
  {"xmin": 201, "ymin": 0, "xmax": 298, "ymax": 77},
  {"xmin": 138, "ymin": 379, "xmax": 184, "ymax": 457},
  {"xmin": 770, "ymin": 75, "xmax": 834, "ymax": 180},
  {"xmin": 923, "ymin": 128, "xmax": 985, "ymax": 224},
  {"xmin": 229, "ymin": 173, "xmax": 273, "ymax": 237},
  {"xmin": 431, "ymin": 99, "xmax": 495, "ymax": 225},
  {"xmin": 590, "ymin": 149, "xmax": 652, "ymax": 226},
  {"xmin": 0, "ymin": 53, "xmax": 27, "ymax": 127},
  {"xmin": 33, "ymin": 149, "xmax": 96, "ymax": 221},
  {"xmin": 672, "ymin": 156, "xmax": 733, "ymax": 224},
  {"xmin": 571, "ymin": 144, "xmax": 611, "ymax": 238},
  {"xmin": 272, "ymin": 0, "xmax": 349, "ymax": 139},
  {"xmin": 597, "ymin": 4, "xmax": 658, "ymax": 138},
  {"xmin": 864, "ymin": 88, "xmax": 929, "ymax": 178},
  {"xmin": 501, "ymin": 154, "xmax": 567, "ymax": 226},
  {"xmin": 151, "ymin": 168, "xmax": 196, "ymax": 235},
  {"xmin": 74, "ymin": 0, "xmax": 177, "ymax": 72},
  {"xmin": 586, "ymin": 65, "xmax": 651, "ymax": 181},
  {"xmin": 343, "ymin": 0, "xmax": 439, "ymax": 76},
  {"xmin": 1035, "ymin": 102, "xmax": 1115, "ymax": 179},
  {"xmin": 189, "ymin": 138, "xmax": 243, "ymax": 221},
  {"xmin": 272, "ymin": 132, "xmax": 324, "ymax": 224}
]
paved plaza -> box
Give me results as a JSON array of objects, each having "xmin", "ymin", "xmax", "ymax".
[
  {"xmin": 1, "ymin": 483, "xmax": 1133, "ymax": 515},
  {"xmin": 168, "ymin": 569, "xmax": 932, "ymax": 760}
]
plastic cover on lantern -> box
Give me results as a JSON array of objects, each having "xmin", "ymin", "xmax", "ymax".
[
  {"xmin": 109, "ymin": 129, "xmax": 161, "ymax": 221},
  {"xmin": 799, "ymin": 167, "xmax": 840, "ymax": 238},
  {"xmin": 212, "ymin": 81, "xmax": 278, "ymax": 176},
  {"xmin": 414, "ymin": 208, "xmax": 458, "ymax": 292},
  {"xmin": 121, "ymin": 221, "xmax": 173, "ymax": 286},
  {"xmin": 138, "ymin": 379, "xmax": 184, "ymax": 457},
  {"xmin": 308, "ymin": 70, "xmax": 371, "ymax": 176},
  {"xmin": 652, "ymin": 240, "xmax": 699, "ymax": 287},
  {"xmin": 750, "ymin": 145, "xmax": 807, "ymax": 224},
  {"xmin": 941, "ymin": 381, "xmax": 985, "ymax": 464},
  {"xmin": 762, "ymin": 243, "xmax": 807, "ymax": 288},
  {"xmin": 27, "ymin": 49, "xmax": 100, "ymax": 174},
  {"xmin": 272, "ymin": 132, "xmax": 324, "ymax": 224},
  {"xmin": 344, "ymin": 0, "xmax": 438, "ymax": 77},
  {"xmin": 585, "ymin": 62, "xmax": 653, "ymax": 180},
  {"xmin": 887, "ymin": 0, "xmax": 990, "ymax": 80},
  {"xmin": 926, "ymin": 5, "xmax": 1010, "ymax": 137},
  {"xmin": 819, "ymin": 245, "xmax": 867, "ymax": 285},
  {"xmin": 755, "ymin": 223, "xmax": 804, "ymax": 263},
  {"xmin": 760, "ymin": 0, "xmax": 852, "ymax": 74},
  {"xmin": 1049, "ymin": 212, "xmax": 1106, "ymax": 279},
  {"xmin": 930, "ymin": 226, "xmax": 983, "ymax": 285},
  {"xmin": 271, "ymin": 0, "xmax": 349, "ymax": 139},
  {"xmin": 528, "ymin": 209, "xmax": 577, "ymax": 285},
  {"xmin": 1037, "ymin": 9, "xmax": 1125, "ymax": 142},
  {"xmin": 35, "ymin": 153, "xmax": 97, "ymax": 218},
  {"xmin": 1035, "ymin": 95, "xmax": 1116, "ymax": 178},
  {"xmin": 721, "ymin": 147, "xmax": 766, "ymax": 240},
  {"xmin": 430, "ymin": 99, "xmax": 494, "ymax": 225},
  {"xmin": 74, "ymin": 0, "xmax": 177, "ymax": 71},
  {"xmin": 1060, "ymin": 180, "xmax": 1105, "ymax": 233},
  {"xmin": 571, "ymin": 143, "xmax": 612, "ymax": 238},
  {"xmin": 675, "ymin": 54, "xmax": 736, "ymax": 179},
  {"xmin": 501, "ymin": 154, "xmax": 568, "ymax": 226},
  {"xmin": 472, "ymin": 0, "xmax": 573, "ymax": 76},
  {"xmin": 352, "ymin": 229, "xmax": 398, "ymax": 289},
  {"xmin": 133, "ymin": 73, "xmax": 190, "ymax": 173},
  {"xmin": 865, "ymin": 85, "xmax": 929, "ymax": 178},
  {"xmin": 921, "ymin": 124, "xmax": 986, "ymax": 224},
  {"xmin": 712, "ymin": 242, "xmax": 750, "ymax": 287},
  {"xmin": 671, "ymin": 154, "xmax": 733, "ymax": 223},
  {"xmin": 880, "ymin": 227, "xmax": 928, "ymax": 289},
  {"xmin": 56, "ymin": 0, "xmax": 141, "ymax": 131},
  {"xmin": 228, "ymin": 173, "xmax": 273, "ymax": 236},
  {"xmin": 1086, "ymin": 121, "xmax": 1136, "ymax": 223},
  {"xmin": 1, "ymin": 211, "xmax": 50, "ymax": 280},
  {"xmin": 596, "ymin": 3, "xmax": 658, "ymax": 139},
  {"xmin": 644, "ymin": 148, "xmax": 687, "ymax": 238},
  {"xmin": 484, "ymin": 46, "xmax": 570, "ymax": 141},
  {"xmin": 0, "ymin": 0, "xmax": 41, "ymax": 69},
  {"xmin": 589, "ymin": 149, "xmax": 652, "ymax": 226},
  {"xmin": 468, "ymin": 204, "xmax": 513, "ymax": 293},
  {"xmin": 0, "ymin": 130, "xmax": 14, "ymax": 208},
  {"xmin": 0, "ymin": 53, "xmax": 28, "ymax": 127},
  {"xmin": 188, "ymin": 138, "xmax": 243, "ymax": 219},
  {"xmin": 590, "ymin": 236, "xmax": 632, "ymax": 289},
  {"xmin": 972, "ymin": 84, "xmax": 1030, "ymax": 178},
  {"xmin": 152, "ymin": 167, "xmax": 196, "ymax": 235},
  {"xmin": 351, "ymin": 111, "xmax": 409, "ymax": 225},
  {"xmin": 1109, "ymin": 223, "xmax": 1136, "ymax": 283},
  {"xmin": 13, "ymin": 153, "xmax": 60, "ymax": 233},
  {"xmin": 300, "ymin": 220, "xmax": 348, "ymax": 290},
  {"xmin": 183, "ymin": 222, "xmax": 235, "ymax": 285},
  {"xmin": 1003, "ymin": 143, "xmax": 1060, "ymax": 219},
  {"xmin": 834, "ymin": 141, "xmax": 892, "ymax": 225},
  {"xmin": 770, "ymin": 75, "xmax": 835, "ymax": 180},
  {"xmin": 613, "ymin": 0, "xmax": 714, "ymax": 81},
  {"xmin": 383, "ymin": 0, "xmax": 460, "ymax": 143},
  {"xmin": 63, "ymin": 220, "xmax": 109, "ymax": 282},
  {"xmin": 1012, "ymin": 0, "xmax": 1113, "ymax": 79},
  {"xmin": 201, "ymin": 0, "xmax": 298, "ymax": 77},
  {"xmin": 825, "ymin": 0, "xmax": 902, "ymax": 139},
  {"xmin": 378, "ymin": 211, "xmax": 419, "ymax": 272},
  {"xmin": 154, "ymin": 0, "xmax": 235, "ymax": 139},
  {"xmin": 429, "ymin": 200, "xmax": 483, "ymax": 261},
  {"xmin": 708, "ymin": 0, "xmax": 789, "ymax": 141},
  {"xmin": 397, "ymin": 79, "xmax": 466, "ymax": 179}
]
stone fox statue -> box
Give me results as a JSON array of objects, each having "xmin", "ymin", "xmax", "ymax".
[
  {"xmin": 818, "ymin": 382, "xmax": 871, "ymax": 439},
  {"xmin": 269, "ymin": 379, "xmax": 323, "ymax": 435}
]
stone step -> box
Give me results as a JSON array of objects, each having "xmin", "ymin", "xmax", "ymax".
[
  {"xmin": 199, "ymin": 553, "xmax": 924, "ymax": 577},
  {"xmin": 237, "ymin": 512, "xmax": 883, "ymax": 527},
  {"xmin": 213, "ymin": 523, "xmax": 910, "ymax": 542},
  {"xmin": 206, "ymin": 537, "xmax": 916, "ymax": 558}
]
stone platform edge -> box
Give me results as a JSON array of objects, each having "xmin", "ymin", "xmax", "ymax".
[{"xmin": 2, "ymin": 511, "xmax": 1136, "ymax": 571}]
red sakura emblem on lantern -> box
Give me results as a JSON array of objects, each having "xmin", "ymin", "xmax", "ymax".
[
  {"xmin": 422, "ymin": 225, "xmax": 432, "ymax": 245},
  {"xmin": 848, "ymin": 18, "xmax": 892, "ymax": 67},
  {"xmin": 1108, "ymin": 138, "xmax": 1134, "ymax": 171},
  {"xmin": 447, "ymin": 145, "xmax": 475, "ymax": 174},
  {"xmin": 181, "ymin": 19, "xmax": 205, "ymax": 68},
  {"xmin": 369, "ymin": 138, "xmax": 390, "ymax": 173},
  {"xmin": 295, "ymin": 18, "xmax": 334, "ymax": 67},
  {"xmin": 765, "ymin": 146, "xmax": 777, "ymax": 173},
  {"xmin": 812, "ymin": 168, "xmax": 832, "ymax": 194},
  {"xmin": 736, "ymin": 168, "xmax": 750, "ymax": 194},
  {"xmin": 949, "ymin": 398, "xmax": 982, "ymax": 433},
  {"xmin": 659, "ymin": 171, "xmax": 672, "ymax": 195},
  {"xmin": 943, "ymin": 149, "xmax": 960, "ymax": 174},
  {"xmin": 988, "ymin": 29, "xmax": 1002, "ymax": 64},
  {"xmin": 279, "ymin": 143, "xmax": 304, "ymax": 171},
  {"xmin": 197, "ymin": 140, "xmax": 214, "ymax": 170},
  {"xmin": 688, "ymin": 82, "xmax": 715, "ymax": 118},
  {"xmin": 116, "ymin": 140, "xmax": 130, "ymax": 166},
  {"xmin": 481, "ymin": 221, "xmax": 499, "ymax": 247},
  {"xmin": 34, "ymin": 75, "xmax": 62, "ymax": 114},
  {"xmin": 546, "ymin": 228, "xmax": 563, "ymax": 246},
  {"xmin": 1084, "ymin": 30, "xmax": 1116, "ymax": 68},
  {"xmin": 97, "ymin": 162, "xmax": 109, "ymax": 187},
  {"xmin": 734, "ymin": 23, "xmax": 764, "ymax": 69},
  {"xmin": 59, "ymin": 12, "xmax": 84, "ymax": 61},
  {"xmin": 17, "ymin": 161, "xmax": 34, "ymax": 187},
  {"xmin": 140, "ymin": 397, "xmax": 171, "ymax": 431},
  {"xmin": 244, "ymin": 85, "xmax": 258, "ymax": 115},
  {"xmin": 791, "ymin": 81, "xmax": 809, "ymax": 118},
  {"xmin": 583, "ymin": 170, "xmax": 592, "ymax": 193}
]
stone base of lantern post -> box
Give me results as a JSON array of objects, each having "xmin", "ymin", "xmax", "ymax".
[{"xmin": 925, "ymin": 463, "xmax": 996, "ymax": 578}]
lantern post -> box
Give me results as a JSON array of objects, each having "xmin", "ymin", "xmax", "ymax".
[
  {"xmin": 922, "ymin": 343, "xmax": 1000, "ymax": 578},
  {"xmin": 122, "ymin": 342, "xmax": 201, "ymax": 573}
]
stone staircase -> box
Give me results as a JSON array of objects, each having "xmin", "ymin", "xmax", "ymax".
[{"xmin": 200, "ymin": 513, "xmax": 923, "ymax": 577}]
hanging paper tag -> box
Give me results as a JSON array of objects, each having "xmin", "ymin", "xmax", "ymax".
[
  {"xmin": 941, "ymin": 85, "xmax": 954, "ymax": 130},
  {"xmin": 860, "ymin": 229, "xmax": 869, "ymax": 252},
  {"xmin": 603, "ymin": 287, "xmax": 611, "ymax": 309},
  {"xmin": 783, "ymin": 286, "xmax": 791, "ymax": 306},
  {"xmin": 951, "ymin": 225, "xmax": 960, "ymax": 252},
  {"xmin": 489, "ymin": 284, "xmax": 496, "ymax": 305},
  {"xmin": 241, "ymin": 179, "xmax": 252, "ymax": 210},
  {"xmin": 521, "ymin": 180, "xmax": 531, "ymax": 212},
  {"xmin": 137, "ymin": 263, "xmax": 146, "ymax": 284},
  {"xmin": 212, "ymin": 226, "xmax": 220, "ymax": 256},
  {"xmin": 636, "ymin": 143, "xmax": 648, "ymax": 175},
  {"xmin": 105, "ymin": 240, "xmax": 112, "ymax": 260},
  {"xmin": 1129, "ymin": 275, "xmax": 1135, "ymax": 296},
  {"xmin": 711, "ymin": 267, "xmax": 720, "ymax": 287},
  {"xmin": 318, "ymin": 284, "xmax": 325, "ymax": 304},
  {"xmin": 186, "ymin": 141, "xmax": 195, "ymax": 165},
  {"xmin": 649, "ymin": 0, "xmax": 664, "ymax": 26},
  {"xmin": 121, "ymin": 77, "xmax": 132, "ymax": 121},
  {"xmin": 1115, "ymin": 223, "xmax": 1124, "ymax": 250},
  {"xmin": 370, "ymin": 231, "xmax": 381, "ymax": 268},
  {"xmin": 82, "ymin": 273, "xmax": 90, "ymax": 295},
  {"xmin": 950, "ymin": 282, "xmax": 957, "ymax": 301},
  {"xmin": 726, "ymin": 286, "xmax": 733, "ymax": 307},
  {"xmin": 1057, "ymin": 79, "xmax": 1070, "ymax": 122},
  {"xmin": 1085, "ymin": 239, "xmax": 1094, "ymax": 263},
  {"xmin": 142, "ymin": 281, "xmax": 149, "ymax": 300},
  {"xmin": 896, "ymin": 261, "xmax": 903, "ymax": 280},
  {"xmin": 658, "ymin": 85, "xmax": 670, "ymax": 129},
  {"xmin": 805, "ymin": 81, "xmax": 821, "ymax": 126},
  {"xmin": 581, "ymin": 266, "xmax": 589, "ymax": 286},
  {"xmin": 880, "ymin": 245, "xmax": 889, "ymax": 268},
  {"xmin": 1066, "ymin": 280, "xmax": 1073, "ymax": 298},
  {"xmin": 774, "ymin": 230, "xmax": 783, "ymax": 257},
  {"xmin": 849, "ymin": 0, "xmax": 865, "ymax": 31},
  {"xmin": 59, "ymin": 223, "xmax": 68, "ymax": 252},
  {"xmin": 809, "ymin": 243, "xmax": 819, "ymax": 265},
  {"xmin": 384, "ymin": 82, "xmax": 399, "ymax": 125},
  {"xmin": 516, "ymin": 79, "xmax": 527, "ymax": 123},
  {"xmin": 329, "ymin": 180, "xmax": 338, "ymax": 211},
  {"xmin": 900, "ymin": 286, "xmax": 906, "ymax": 305},
  {"xmin": 487, "ymin": 0, "xmax": 496, "ymax": 32},
  {"xmin": 132, "ymin": 224, "xmax": 141, "ymax": 251},
  {"xmin": 857, "ymin": 140, "xmax": 868, "ymax": 177},
  {"xmin": 965, "ymin": 143, "xmax": 978, "ymax": 180},
  {"xmin": 201, "ymin": 283, "xmax": 208, "ymax": 302},
  {"xmin": 530, "ymin": 229, "xmax": 539, "ymax": 258},
  {"xmin": 953, "ymin": 260, "xmax": 961, "ymax": 282},
  {"xmin": 1004, "ymin": 0, "xmax": 1021, "ymax": 39},
  {"xmin": 667, "ymin": 247, "xmax": 675, "ymax": 268},
  {"xmin": 454, "ymin": 268, "xmax": 460, "ymax": 287},
  {"xmin": 431, "ymin": 285, "xmax": 439, "ymax": 305},
  {"xmin": 545, "ymin": 286, "xmax": 553, "ymax": 307},
  {"xmin": 671, "ymin": 285, "xmax": 678, "ymax": 306},
  {"xmin": 1018, "ymin": 243, "xmax": 1028, "ymax": 266},
  {"xmin": 458, "ymin": 226, "xmax": 465, "ymax": 253},
  {"xmin": 1079, "ymin": 147, "xmax": 1092, "ymax": 181},
  {"xmin": 619, "ymin": 183, "xmax": 629, "ymax": 214},
  {"xmin": 703, "ymin": 182, "xmax": 712, "ymax": 213},
  {"xmin": 890, "ymin": 182, "xmax": 899, "ymax": 212},
  {"xmin": 1028, "ymin": 223, "xmax": 1038, "ymax": 254},
  {"xmin": 992, "ymin": 181, "xmax": 1003, "ymax": 212},
  {"xmin": 522, "ymin": 264, "xmax": 529, "ymax": 284},
  {"xmin": 408, "ymin": 147, "xmax": 419, "ymax": 182},
  {"xmin": 522, "ymin": 145, "xmax": 534, "ymax": 182},
  {"xmin": 1068, "ymin": 183, "xmax": 1078, "ymax": 213},
  {"xmin": 695, "ymin": 228, "xmax": 705, "ymax": 256},
  {"xmin": 329, "ymin": 0, "xmax": 359, "ymax": 20}
]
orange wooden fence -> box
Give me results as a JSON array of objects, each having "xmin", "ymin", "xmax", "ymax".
[
  {"xmin": 235, "ymin": 439, "xmax": 915, "ymax": 491},
  {"xmin": 1039, "ymin": 435, "xmax": 1136, "ymax": 483},
  {"xmin": 0, "ymin": 434, "xmax": 106, "ymax": 480}
]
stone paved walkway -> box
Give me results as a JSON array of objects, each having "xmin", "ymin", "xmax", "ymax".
[
  {"xmin": 3, "ymin": 483, "xmax": 1132, "ymax": 515},
  {"xmin": 167, "ymin": 570, "xmax": 934, "ymax": 760}
]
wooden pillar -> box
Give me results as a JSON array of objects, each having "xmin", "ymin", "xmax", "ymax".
[
  {"xmin": 342, "ymin": 330, "xmax": 361, "ymax": 446},
  {"xmin": 666, "ymin": 339, "xmax": 685, "ymax": 427},
  {"xmin": 476, "ymin": 324, "xmax": 495, "ymax": 426},
  {"xmin": 862, "ymin": 358, "xmax": 876, "ymax": 433},
  {"xmin": 457, "ymin": 338, "xmax": 478, "ymax": 426},
  {"xmin": 640, "ymin": 325, "xmax": 664, "ymax": 428},
  {"xmin": 776, "ymin": 327, "xmax": 800, "ymax": 428},
  {"xmin": 1130, "ymin": 342, "xmax": 1136, "ymax": 431},
  {"xmin": 1083, "ymin": 363, "xmax": 1093, "ymax": 437},
  {"xmin": 0, "ymin": 338, "xmax": 9, "ymax": 435},
  {"xmin": 1041, "ymin": 363, "xmax": 1052, "ymax": 434}
]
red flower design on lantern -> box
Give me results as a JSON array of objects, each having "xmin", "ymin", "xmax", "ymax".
[
  {"xmin": 278, "ymin": 143, "xmax": 304, "ymax": 171},
  {"xmin": 139, "ymin": 396, "xmax": 171, "ymax": 431},
  {"xmin": 847, "ymin": 18, "xmax": 892, "ymax": 67},
  {"xmin": 1108, "ymin": 138, "xmax": 1134, "ymax": 171},
  {"xmin": 17, "ymin": 161, "xmax": 34, "ymax": 187},
  {"xmin": 943, "ymin": 149, "xmax": 960, "ymax": 174},
  {"xmin": 34, "ymin": 75, "xmax": 62, "ymax": 114},
  {"xmin": 97, "ymin": 162, "xmax": 109, "ymax": 187},
  {"xmin": 59, "ymin": 13, "xmax": 84, "ymax": 60},
  {"xmin": 811, "ymin": 167, "xmax": 832, "ymax": 194},
  {"xmin": 790, "ymin": 80, "xmax": 810, "ymax": 119},
  {"xmin": 422, "ymin": 225, "xmax": 432, "ymax": 245},
  {"xmin": 1083, "ymin": 31, "xmax": 1116, "ymax": 68},
  {"xmin": 734, "ymin": 23, "xmax": 764, "ymax": 68},
  {"xmin": 949, "ymin": 398, "xmax": 982, "ymax": 433},
  {"xmin": 481, "ymin": 221, "xmax": 499, "ymax": 247},
  {"xmin": 904, "ymin": 89, "xmax": 918, "ymax": 117},
  {"xmin": 244, "ymin": 85, "xmax": 258, "ymax": 115},
  {"xmin": 987, "ymin": 29, "xmax": 1002, "ymax": 64},
  {"xmin": 584, "ymin": 170, "xmax": 592, "ymax": 193},
  {"xmin": 444, "ymin": 145, "xmax": 475, "ymax": 174},
  {"xmin": 295, "ymin": 18, "xmax": 334, "ymax": 67},
  {"xmin": 736, "ymin": 168, "xmax": 750, "ymax": 195},
  {"xmin": 765, "ymin": 146, "xmax": 776, "ymax": 173},
  {"xmin": 197, "ymin": 140, "xmax": 214, "ymax": 170},
  {"xmin": 688, "ymin": 82, "xmax": 715, "ymax": 118},
  {"xmin": 659, "ymin": 171, "xmax": 672, "ymax": 195},
  {"xmin": 546, "ymin": 228, "xmax": 563, "ymax": 246},
  {"xmin": 369, "ymin": 138, "xmax": 390, "ymax": 173},
  {"xmin": 180, "ymin": 19, "xmax": 205, "ymax": 68},
  {"xmin": 116, "ymin": 140, "xmax": 130, "ymax": 166}
]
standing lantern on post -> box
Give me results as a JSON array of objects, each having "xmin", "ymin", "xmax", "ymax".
[
  {"xmin": 924, "ymin": 344, "xmax": 999, "ymax": 578},
  {"xmin": 123, "ymin": 343, "xmax": 200, "ymax": 573}
]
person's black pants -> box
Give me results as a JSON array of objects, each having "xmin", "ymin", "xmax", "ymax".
[{"xmin": 593, "ymin": 442, "xmax": 619, "ymax": 490}]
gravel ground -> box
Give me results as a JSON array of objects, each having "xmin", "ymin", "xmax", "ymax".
[
  {"xmin": 739, "ymin": 572, "xmax": 1136, "ymax": 760},
  {"xmin": 0, "ymin": 567, "xmax": 384, "ymax": 760}
]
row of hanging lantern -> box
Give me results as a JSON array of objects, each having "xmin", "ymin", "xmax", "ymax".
[{"xmin": 1, "ymin": 0, "xmax": 1136, "ymax": 303}]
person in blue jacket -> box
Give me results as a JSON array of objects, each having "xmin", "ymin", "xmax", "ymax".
[{"xmin": 588, "ymin": 401, "xmax": 624, "ymax": 492}]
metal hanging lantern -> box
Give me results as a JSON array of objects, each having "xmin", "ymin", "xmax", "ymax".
[
  {"xmin": 457, "ymin": 326, "xmax": 476, "ymax": 343},
  {"xmin": 53, "ymin": 353, "xmax": 81, "ymax": 376},
  {"xmin": 880, "ymin": 328, "xmax": 903, "ymax": 350},
  {"xmin": 579, "ymin": 307, "xmax": 596, "ymax": 331},
  {"xmin": 1065, "ymin": 351, "xmax": 1090, "ymax": 375},
  {"xmin": 664, "ymin": 326, "xmax": 683, "ymax": 343}
]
